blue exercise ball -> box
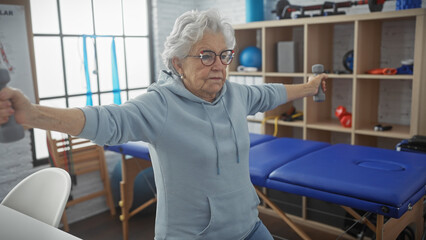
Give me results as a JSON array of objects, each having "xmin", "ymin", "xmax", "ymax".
[
  {"xmin": 110, "ymin": 161, "xmax": 156, "ymax": 212},
  {"xmin": 239, "ymin": 46, "xmax": 262, "ymax": 68}
]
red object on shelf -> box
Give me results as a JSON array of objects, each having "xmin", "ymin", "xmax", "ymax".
[
  {"xmin": 335, "ymin": 106, "xmax": 352, "ymax": 128},
  {"xmin": 366, "ymin": 68, "xmax": 397, "ymax": 75}
]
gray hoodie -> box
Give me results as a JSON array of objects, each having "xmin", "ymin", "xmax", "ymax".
[{"xmin": 78, "ymin": 71, "xmax": 287, "ymax": 239}]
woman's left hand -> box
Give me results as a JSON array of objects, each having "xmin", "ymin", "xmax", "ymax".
[
  {"xmin": 308, "ymin": 73, "xmax": 328, "ymax": 96},
  {"xmin": 284, "ymin": 73, "xmax": 328, "ymax": 102}
]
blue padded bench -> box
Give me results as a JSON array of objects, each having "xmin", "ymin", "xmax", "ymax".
[
  {"xmin": 249, "ymin": 137, "xmax": 330, "ymax": 187},
  {"xmin": 250, "ymin": 142, "xmax": 426, "ymax": 240},
  {"xmin": 248, "ymin": 137, "xmax": 330, "ymax": 240},
  {"xmin": 267, "ymin": 144, "xmax": 426, "ymax": 219},
  {"xmin": 249, "ymin": 133, "xmax": 275, "ymax": 147}
]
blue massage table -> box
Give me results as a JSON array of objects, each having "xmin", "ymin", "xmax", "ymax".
[
  {"xmin": 105, "ymin": 133, "xmax": 426, "ymax": 240},
  {"xmin": 250, "ymin": 138, "xmax": 426, "ymax": 240}
]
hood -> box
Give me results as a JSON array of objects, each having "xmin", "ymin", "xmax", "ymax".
[{"xmin": 149, "ymin": 70, "xmax": 239, "ymax": 175}]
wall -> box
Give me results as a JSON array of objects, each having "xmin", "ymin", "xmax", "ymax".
[
  {"xmin": 1, "ymin": 0, "xmax": 425, "ymax": 224},
  {"xmin": 0, "ymin": 132, "xmax": 42, "ymax": 201}
]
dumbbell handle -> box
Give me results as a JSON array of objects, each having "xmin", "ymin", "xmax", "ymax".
[
  {"xmin": 0, "ymin": 68, "xmax": 10, "ymax": 89},
  {"xmin": 0, "ymin": 68, "xmax": 25, "ymax": 143},
  {"xmin": 312, "ymin": 64, "xmax": 325, "ymax": 102}
]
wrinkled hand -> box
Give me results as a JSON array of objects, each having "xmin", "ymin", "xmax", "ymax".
[
  {"xmin": 308, "ymin": 73, "xmax": 328, "ymax": 96},
  {"xmin": 0, "ymin": 87, "xmax": 33, "ymax": 126}
]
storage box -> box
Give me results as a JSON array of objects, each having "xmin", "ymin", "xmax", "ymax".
[{"xmin": 277, "ymin": 41, "xmax": 297, "ymax": 73}]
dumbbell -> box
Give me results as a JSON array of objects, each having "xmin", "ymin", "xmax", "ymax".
[
  {"xmin": 312, "ymin": 64, "xmax": 325, "ymax": 102},
  {"xmin": 335, "ymin": 106, "xmax": 352, "ymax": 128},
  {"xmin": 0, "ymin": 68, "xmax": 25, "ymax": 143}
]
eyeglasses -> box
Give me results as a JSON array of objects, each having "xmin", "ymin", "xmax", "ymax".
[{"xmin": 186, "ymin": 49, "xmax": 234, "ymax": 66}]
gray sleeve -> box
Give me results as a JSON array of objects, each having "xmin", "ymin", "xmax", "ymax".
[
  {"xmin": 77, "ymin": 91, "xmax": 167, "ymax": 146},
  {"xmin": 240, "ymin": 83, "xmax": 287, "ymax": 116}
]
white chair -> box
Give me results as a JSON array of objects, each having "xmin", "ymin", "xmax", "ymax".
[{"xmin": 1, "ymin": 167, "xmax": 71, "ymax": 228}]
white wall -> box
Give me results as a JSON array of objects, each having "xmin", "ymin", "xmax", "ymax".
[
  {"xmin": 1, "ymin": 0, "xmax": 425, "ymax": 223},
  {"xmin": 0, "ymin": 132, "xmax": 42, "ymax": 201}
]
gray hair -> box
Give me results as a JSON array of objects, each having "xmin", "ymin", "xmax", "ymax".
[{"xmin": 162, "ymin": 9, "xmax": 235, "ymax": 75}]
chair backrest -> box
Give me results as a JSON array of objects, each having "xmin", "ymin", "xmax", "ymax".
[
  {"xmin": 46, "ymin": 131, "xmax": 105, "ymax": 175},
  {"xmin": 1, "ymin": 167, "xmax": 71, "ymax": 227},
  {"xmin": 45, "ymin": 131, "xmax": 116, "ymax": 230}
]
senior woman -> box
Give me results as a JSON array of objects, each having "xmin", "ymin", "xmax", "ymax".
[{"xmin": 0, "ymin": 9, "xmax": 327, "ymax": 240}]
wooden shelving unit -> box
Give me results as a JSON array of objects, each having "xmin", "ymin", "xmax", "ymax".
[{"xmin": 230, "ymin": 8, "xmax": 426, "ymax": 149}]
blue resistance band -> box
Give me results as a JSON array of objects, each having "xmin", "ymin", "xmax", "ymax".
[
  {"xmin": 82, "ymin": 35, "xmax": 93, "ymax": 106},
  {"xmin": 82, "ymin": 35, "xmax": 122, "ymax": 106},
  {"xmin": 111, "ymin": 37, "xmax": 121, "ymax": 105}
]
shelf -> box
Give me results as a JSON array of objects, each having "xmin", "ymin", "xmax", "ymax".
[
  {"xmin": 229, "ymin": 71, "xmax": 263, "ymax": 76},
  {"xmin": 232, "ymin": 9, "xmax": 425, "ymax": 30},
  {"xmin": 356, "ymin": 74, "xmax": 413, "ymax": 80},
  {"xmin": 265, "ymin": 72, "xmax": 305, "ymax": 78},
  {"xmin": 307, "ymin": 120, "xmax": 352, "ymax": 133},
  {"xmin": 355, "ymin": 124, "xmax": 410, "ymax": 139},
  {"xmin": 318, "ymin": 74, "xmax": 354, "ymax": 79},
  {"xmin": 247, "ymin": 119, "xmax": 262, "ymax": 123},
  {"xmin": 265, "ymin": 119, "xmax": 304, "ymax": 128}
]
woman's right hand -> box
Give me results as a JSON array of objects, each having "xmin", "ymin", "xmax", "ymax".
[
  {"xmin": 0, "ymin": 87, "xmax": 33, "ymax": 127},
  {"xmin": 0, "ymin": 86, "xmax": 86, "ymax": 135}
]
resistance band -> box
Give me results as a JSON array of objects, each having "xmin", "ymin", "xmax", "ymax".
[
  {"xmin": 82, "ymin": 35, "xmax": 122, "ymax": 106},
  {"xmin": 64, "ymin": 134, "xmax": 77, "ymax": 185},
  {"xmin": 82, "ymin": 35, "xmax": 93, "ymax": 106},
  {"xmin": 261, "ymin": 116, "xmax": 280, "ymax": 137},
  {"xmin": 111, "ymin": 37, "xmax": 121, "ymax": 105},
  {"xmin": 46, "ymin": 134, "xmax": 76, "ymax": 185}
]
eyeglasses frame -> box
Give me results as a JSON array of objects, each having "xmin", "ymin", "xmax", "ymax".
[{"xmin": 185, "ymin": 49, "xmax": 235, "ymax": 66}]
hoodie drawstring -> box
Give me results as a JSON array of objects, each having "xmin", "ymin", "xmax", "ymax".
[
  {"xmin": 222, "ymin": 99, "xmax": 240, "ymax": 164},
  {"xmin": 202, "ymin": 103, "xmax": 221, "ymax": 175}
]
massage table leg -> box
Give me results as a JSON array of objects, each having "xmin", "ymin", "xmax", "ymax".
[
  {"xmin": 343, "ymin": 197, "xmax": 424, "ymax": 240},
  {"xmin": 255, "ymin": 187, "xmax": 312, "ymax": 240},
  {"xmin": 119, "ymin": 156, "xmax": 157, "ymax": 240},
  {"xmin": 302, "ymin": 196, "xmax": 307, "ymax": 219},
  {"xmin": 257, "ymin": 185, "xmax": 424, "ymax": 239},
  {"xmin": 376, "ymin": 198, "xmax": 424, "ymax": 240}
]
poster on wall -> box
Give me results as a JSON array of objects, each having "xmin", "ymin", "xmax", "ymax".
[{"xmin": 0, "ymin": 3, "xmax": 35, "ymax": 103}]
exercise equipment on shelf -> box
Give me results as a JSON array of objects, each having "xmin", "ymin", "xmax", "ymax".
[
  {"xmin": 312, "ymin": 64, "xmax": 325, "ymax": 102},
  {"xmin": 239, "ymin": 46, "xmax": 262, "ymax": 69},
  {"xmin": 343, "ymin": 50, "xmax": 354, "ymax": 73},
  {"xmin": 272, "ymin": 0, "xmax": 386, "ymax": 19},
  {"xmin": 335, "ymin": 105, "xmax": 352, "ymax": 128},
  {"xmin": 366, "ymin": 68, "xmax": 397, "ymax": 75},
  {"xmin": 280, "ymin": 106, "xmax": 303, "ymax": 122},
  {"xmin": 0, "ymin": 68, "xmax": 25, "ymax": 143},
  {"xmin": 396, "ymin": 59, "xmax": 414, "ymax": 74}
]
